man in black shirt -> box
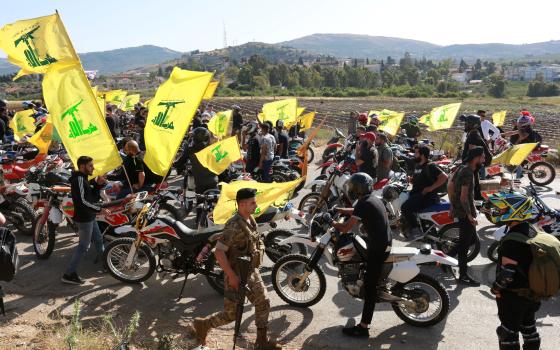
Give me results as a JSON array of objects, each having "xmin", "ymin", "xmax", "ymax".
[
  {"xmin": 491, "ymin": 209, "xmax": 541, "ymax": 350},
  {"xmin": 401, "ymin": 116, "xmax": 421, "ymax": 140},
  {"xmin": 401, "ymin": 145, "xmax": 448, "ymax": 240},
  {"xmin": 231, "ymin": 105, "xmax": 243, "ymax": 142},
  {"xmin": 118, "ymin": 140, "xmax": 148, "ymax": 199},
  {"xmin": 244, "ymin": 123, "xmax": 260, "ymax": 174},
  {"xmin": 275, "ymin": 120, "xmax": 289, "ymax": 159},
  {"xmin": 355, "ymin": 132, "xmax": 378, "ymax": 180},
  {"xmin": 187, "ymin": 127, "xmax": 218, "ymax": 194},
  {"xmin": 461, "ymin": 114, "xmax": 492, "ymax": 199},
  {"xmin": 332, "ymin": 173, "xmax": 392, "ymax": 338}
]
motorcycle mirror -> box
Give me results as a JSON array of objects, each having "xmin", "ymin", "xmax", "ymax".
[{"xmin": 136, "ymin": 191, "xmax": 148, "ymax": 201}]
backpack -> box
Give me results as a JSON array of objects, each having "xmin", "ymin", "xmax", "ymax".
[
  {"xmin": 0, "ymin": 227, "xmax": 18, "ymax": 282},
  {"xmin": 503, "ymin": 231, "xmax": 560, "ymax": 300}
]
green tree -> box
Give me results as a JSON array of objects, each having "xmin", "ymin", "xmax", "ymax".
[{"xmin": 488, "ymin": 74, "xmax": 507, "ymax": 98}]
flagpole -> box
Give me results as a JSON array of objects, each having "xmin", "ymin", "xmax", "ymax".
[{"xmin": 121, "ymin": 165, "xmax": 134, "ymax": 194}]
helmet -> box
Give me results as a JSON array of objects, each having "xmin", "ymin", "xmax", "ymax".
[
  {"xmin": 460, "ymin": 114, "xmax": 481, "ymax": 130},
  {"xmin": 357, "ymin": 113, "xmax": 368, "ymax": 125},
  {"xmin": 407, "ymin": 115, "xmax": 419, "ymax": 126},
  {"xmin": 517, "ymin": 115, "xmax": 533, "ymax": 128},
  {"xmin": 486, "ymin": 192, "xmax": 535, "ymax": 223},
  {"xmin": 369, "ymin": 115, "xmax": 381, "ymax": 126},
  {"xmin": 232, "ymin": 104, "xmax": 241, "ymax": 111},
  {"xmin": 276, "ymin": 119, "xmax": 284, "ymax": 128},
  {"xmin": 382, "ymin": 185, "xmax": 400, "ymax": 202},
  {"xmin": 246, "ymin": 122, "xmax": 258, "ymax": 134},
  {"xmin": 344, "ymin": 172, "xmax": 374, "ymax": 201},
  {"xmin": 192, "ymin": 127, "xmax": 211, "ymax": 146},
  {"xmin": 201, "ymin": 112, "xmax": 211, "ymax": 120},
  {"xmin": 360, "ymin": 132, "xmax": 376, "ymax": 143},
  {"xmin": 22, "ymin": 101, "xmax": 35, "ymax": 109}
]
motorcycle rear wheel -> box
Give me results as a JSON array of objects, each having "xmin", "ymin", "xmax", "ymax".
[
  {"xmin": 104, "ymin": 238, "xmax": 156, "ymax": 283},
  {"xmin": 391, "ymin": 273, "xmax": 450, "ymax": 327},
  {"xmin": 205, "ymin": 254, "xmax": 225, "ymax": 296},
  {"xmin": 487, "ymin": 241, "xmax": 499, "ymax": 263},
  {"xmin": 528, "ymin": 161, "xmax": 555, "ymax": 186},
  {"xmin": 264, "ymin": 230, "xmax": 307, "ymax": 263},
  {"xmin": 436, "ymin": 223, "xmax": 480, "ymax": 262},
  {"xmin": 12, "ymin": 199, "xmax": 38, "ymax": 235},
  {"xmin": 272, "ymin": 254, "xmax": 326, "ymax": 307}
]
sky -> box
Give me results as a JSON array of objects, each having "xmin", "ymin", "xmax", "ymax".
[{"xmin": 1, "ymin": 0, "xmax": 559, "ymax": 56}]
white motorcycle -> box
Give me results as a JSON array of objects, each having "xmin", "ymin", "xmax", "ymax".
[{"xmin": 271, "ymin": 212, "xmax": 457, "ymax": 327}]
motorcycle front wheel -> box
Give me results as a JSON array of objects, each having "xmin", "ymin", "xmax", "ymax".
[
  {"xmin": 487, "ymin": 241, "xmax": 499, "ymax": 263},
  {"xmin": 272, "ymin": 254, "xmax": 326, "ymax": 307},
  {"xmin": 436, "ymin": 223, "xmax": 480, "ymax": 262},
  {"xmin": 391, "ymin": 273, "xmax": 450, "ymax": 327},
  {"xmin": 264, "ymin": 230, "xmax": 308, "ymax": 263},
  {"xmin": 298, "ymin": 192, "xmax": 328, "ymax": 217},
  {"xmin": 104, "ymin": 238, "xmax": 156, "ymax": 283},
  {"xmin": 33, "ymin": 216, "xmax": 56, "ymax": 259},
  {"xmin": 528, "ymin": 161, "xmax": 555, "ymax": 186}
]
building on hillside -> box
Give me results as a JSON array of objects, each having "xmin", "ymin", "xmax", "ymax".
[{"xmin": 503, "ymin": 65, "xmax": 560, "ymax": 82}]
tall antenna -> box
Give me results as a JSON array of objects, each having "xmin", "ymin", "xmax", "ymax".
[{"xmin": 223, "ymin": 21, "xmax": 228, "ymax": 48}]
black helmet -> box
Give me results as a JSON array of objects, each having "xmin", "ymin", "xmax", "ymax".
[
  {"xmin": 460, "ymin": 114, "xmax": 481, "ymax": 131},
  {"xmin": 192, "ymin": 127, "xmax": 211, "ymax": 145},
  {"xmin": 344, "ymin": 172, "xmax": 374, "ymax": 201}
]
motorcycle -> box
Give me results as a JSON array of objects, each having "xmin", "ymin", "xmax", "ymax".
[
  {"xmin": 271, "ymin": 212, "xmax": 456, "ymax": 327},
  {"xmin": 103, "ymin": 192, "xmax": 226, "ymax": 298},
  {"xmin": 321, "ymin": 127, "xmax": 347, "ymax": 162},
  {"xmin": 0, "ymin": 181, "xmax": 37, "ymax": 235}
]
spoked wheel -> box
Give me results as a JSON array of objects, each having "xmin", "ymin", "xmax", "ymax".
[
  {"xmin": 298, "ymin": 192, "xmax": 328, "ymax": 218},
  {"xmin": 528, "ymin": 161, "xmax": 555, "ymax": 186},
  {"xmin": 311, "ymin": 174, "xmax": 327, "ymax": 193},
  {"xmin": 487, "ymin": 241, "xmax": 499, "ymax": 263},
  {"xmin": 271, "ymin": 254, "xmax": 326, "ymax": 307},
  {"xmin": 264, "ymin": 230, "xmax": 307, "ymax": 263},
  {"xmin": 391, "ymin": 274, "xmax": 450, "ymax": 327},
  {"xmin": 104, "ymin": 238, "xmax": 156, "ymax": 283},
  {"xmin": 33, "ymin": 216, "xmax": 56, "ymax": 259},
  {"xmin": 205, "ymin": 254, "xmax": 225, "ymax": 296},
  {"xmin": 12, "ymin": 199, "xmax": 38, "ymax": 235},
  {"xmin": 436, "ymin": 223, "xmax": 480, "ymax": 262}
]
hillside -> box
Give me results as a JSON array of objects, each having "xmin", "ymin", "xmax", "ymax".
[
  {"xmin": 281, "ymin": 34, "xmax": 560, "ymax": 61},
  {"xmin": 0, "ymin": 45, "xmax": 184, "ymax": 75}
]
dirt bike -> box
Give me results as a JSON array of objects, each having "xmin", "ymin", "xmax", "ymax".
[
  {"xmin": 321, "ymin": 127, "xmax": 347, "ymax": 162},
  {"xmin": 271, "ymin": 212, "xmax": 456, "ymax": 327},
  {"xmin": 0, "ymin": 181, "xmax": 37, "ymax": 235},
  {"xmin": 103, "ymin": 192, "xmax": 226, "ymax": 297}
]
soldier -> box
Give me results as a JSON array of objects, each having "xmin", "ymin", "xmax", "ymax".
[{"xmin": 190, "ymin": 188, "xmax": 281, "ymax": 350}]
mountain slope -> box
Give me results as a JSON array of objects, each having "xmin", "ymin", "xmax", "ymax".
[
  {"xmin": 280, "ymin": 34, "xmax": 560, "ymax": 60},
  {"xmin": 0, "ymin": 45, "xmax": 184, "ymax": 75}
]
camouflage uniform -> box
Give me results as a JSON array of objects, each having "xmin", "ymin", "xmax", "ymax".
[{"xmin": 207, "ymin": 213, "xmax": 269, "ymax": 329}]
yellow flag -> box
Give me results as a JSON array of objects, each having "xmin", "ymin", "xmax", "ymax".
[
  {"xmin": 96, "ymin": 95, "xmax": 105, "ymax": 117},
  {"xmin": 104, "ymin": 90, "xmax": 127, "ymax": 107},
  {"xmin": 202, "ymin": 81, "xmax": 219, "ymax": 100},
  {"xmin": 419, "ymin": 103, "xmax": 461, "ymax": 131},
  {"xmin": 207, "ymin": 110, "xmax": 232, "ymax": 138},
  {"xmin": 42, "ymin": 62, "xmax": 122, "ymax": 177},
  {"xmin": 492, "ymin": 110, "xmax": 507, "ymax": 127},
  {"xmin": 298, "ymin": 111, "xmax": 316, "ymax": 131},
  {"xmin": 195, "ymin": 136, "xmax": 242, "ymax": 175},
  {"xmin": 144, "ymin": 98, "xmax": 152, "ymax": 107},
  {"xmin": 370, "ymin": 109, "xmax": 404, "ymax": 136},
  {"xmin": 9, "ymin": 109, "xmax": 36, "ymax": 140},
  {"xmin": 261, "ymin": 98, "xmax": 298, "ymax": 126},
  {"xmin": 144, "ymin": 67, "xmax": 213, "ymax": 176},
  {"xmin": 298, "ymin": 115, "xmax": 326, "ymax": 158},
  {"xmin": 28, "ymin": 115, "xmax": 53, "ymax": 154},
  {"xmin": 491, "ymin": 143, "xmax": 538, "ymax": 166},
  {"xmin": 122, "ymin": 94, "xmax": 140, "ymax": 111},
  {"xmin": 297, "ymin": 107, "xmax": 306, "ymax": 116},
  {"xmin": 212, "ymin": 178, "xmax": 303, "ymax": 224},
  {"xmin": 0, "ymin": 13, "xmax": 79, "ymax": 79}
]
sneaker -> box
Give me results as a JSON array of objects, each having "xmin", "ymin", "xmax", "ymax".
[
  {"xmin": 457, "ymin": 274, "xmax": 480, "ymax": 287},
  {"xmin": 342, "ymin": 325, "xmax": 369, "ymax": 338},
  {"xmin": 62, "ymin": 273, "xmax": 85, "ymax": 285}
]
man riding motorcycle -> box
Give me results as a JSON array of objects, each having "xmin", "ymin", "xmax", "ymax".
[{"xmin": 332, "ymin": 173, "xmax": 392, "ymax": 338}]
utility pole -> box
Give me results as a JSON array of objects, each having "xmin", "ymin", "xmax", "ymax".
[{"xmin": 223, "ymin": 21, "xmax": 228, "ymax": 48}]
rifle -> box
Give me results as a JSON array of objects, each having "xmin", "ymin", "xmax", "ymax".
[{"xmin": 232, "ymin": 256, "xmax": 251, "ymax": 350}]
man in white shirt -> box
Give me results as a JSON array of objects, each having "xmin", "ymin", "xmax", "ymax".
[
  {"xmin": 478, "ymin": 110, "xmax": 502, "ymax": 142},
  {"xmin": 258, "ymin": 123, "xmax": 276, "ymax": 183}
]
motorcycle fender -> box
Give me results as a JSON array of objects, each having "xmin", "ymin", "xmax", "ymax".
[
  {"xmin": 114, "ymin": 225, "xmax": 137, "ymax": 235},
  {"xmin": 279, "ymin": 234, "xmax": 319, "ymax": 249},
  {"xmin": 411, "ymin": 250, "xmax": 458, "ymax": 266},
  {"xmin": 304, "ymin": 179, "xmax": 326, "ymax": 189},
  {"xmin": 492, "ymin": 226, "xmax": 507, "ymax": 241},
  {"xmin": 388, "ymin": 261, "xmax": 420, "ymax": 283},
  {"xmin": 49, "ymin": 208, "xmax": 64, "ymax": 224}
]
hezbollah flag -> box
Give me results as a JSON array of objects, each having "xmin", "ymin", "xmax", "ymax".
[
  {"xmin": 202, "ymin": 81, "xmax": 219, "ymax": 100},
  {"xmin": 419, "ymin": 103, "xmax": 461, "ymax": 131},
  {"xmin": 370, "ymin": 109, "xmax": 404, "ymax": 136},
  {"xmin": 195, "ymin": 136, "xmax": 241, "ymax": 175},
  {"xmin": 207, "ymin": 110, "xmax": 232, "ymax": 138},
  {"xmin": 213, "ymin": 178, "xmax": 304, "ymax": 224},
  {"xmin": 42, "ymin": 62, "xmax": 122, "ymax": 177},
  {"xmin": 492, "ymin": 110, "xmax": 507, "ymax": 127},
  {"xmin": 261, "ymin": 98, "xmax": 298, "ymax": 126},
  {"xmin": 9, "ymin": 109, "xmax": 36, "ymax": 140},
  {"xmin": 285, "ymin": 107, "xmax": 306, "ymax": 129},
  {"xmin": 144, "ymin": 67, "xmax": 213, "ymax": 176},
  {"xmin": 491, "ymin": 143, "xmax": 538, "ymax": 166},
  {"xmin": 122, "ymin": 94, "xmax": 140, "ymax": 111},
  {"xmin": 298, "ymin": 111, "xmax": 316, "ymax": 131},
  {"xmin": 28, "ymin": 115, "xmax": 54, "ymax": 154},
  {"xmin": 104, "ymin": 89, "xmax": 127, "ymax": 107},
  {"xmin": 0, "ymin": 13, "xmax": 79, "ymax": 79}
]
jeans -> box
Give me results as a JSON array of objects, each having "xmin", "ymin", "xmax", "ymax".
[
  {"xmin": 361, "ymin": 248, "xmax": 390, "ymax": 325},
  {"xmin": 401, "ymin": 193, "xmax": 439, "ymax": 229},
  {"xmin": 447, "ymin": 218, "xmax": 477, "ymax": 276},
  {"xmin": 261, "ymin": 159, "xmax": 274, "ymax": 183},
  {"xmin": 65, "ymin": 221, "xmax": 104, "ymax": 275}
]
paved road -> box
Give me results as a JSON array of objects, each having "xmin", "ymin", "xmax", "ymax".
[{"xmin": 1, "ymin": 162, "xmax": 559, "ymax": 349}]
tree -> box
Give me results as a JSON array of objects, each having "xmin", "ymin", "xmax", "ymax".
[
  {"xmin": 386, "ymin": 56, "xmax": 396, "ymax": 66},
  {"xmin": 252, "ymin": 75, "xmax": 269, "ymax": 90},
  {"xmin": 157, "ymin": 66, "xmax": 164, "ymax": 77},
  {"xmin": 459, "ymin": 59, "xmax": 468, "ymax": 73},
  {"xmin": 268, "ymin": 66, "xmax": 281, "ymax": 86},
  {"xmin": 488, "ymin": 74, "xmax": 506, "ymax": 98},
  {"xmin": 237, "ymin": 65, "xmax": 253, "ymax": 85}
]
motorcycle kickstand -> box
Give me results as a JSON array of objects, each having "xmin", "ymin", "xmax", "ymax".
[{"xmin": 176, "ymin": 273, "xmax": 189, "ymax": 301}]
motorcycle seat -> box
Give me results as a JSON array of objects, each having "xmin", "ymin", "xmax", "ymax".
[
  {"xmin": 158, "ymin": 216, "xmax": 216, "ymax": 243},
  {"xmin": 384, "ymin": 247, "xmax": 418, "ymax": 263},
  {"xmin": 420, "ymin": 202, "xmax": 450, "ymax": 213},
  {"xmin": 255, "ymin": 206, "xmax": 278, "ymax": 224},
  {"xmin": 373, "ymin": 178, "xmax": 389, "ymax": 190}
]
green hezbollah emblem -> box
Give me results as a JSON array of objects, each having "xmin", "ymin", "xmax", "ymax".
[
  {"xmin": 14, "ymin": 25, "xmax": 57, "ymax": 68},
  {"xmin": 216, "ymin": 113, "xmax": 227, "ymax": 134},
  {"xmin": 276, "ymin": 103, "xmax": 290, "ymax": 121},
  {"xmin": 437, "ymin": 108, "xmax": 449, "ymax": 122},
  {"xmin": 151, "ymin": 100, "xmax": 185, "ymax": 130},
  {"xmin": 211, "ymin": 144, "xmax": 228, "ymax": 162},
  {"xmin": 60, "ymin": 99, "xmax": 98, "ymax": 139}
]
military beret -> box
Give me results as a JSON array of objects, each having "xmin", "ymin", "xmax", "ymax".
[{"xmin": 236, "ymin": 188, "xmax": 257, "ymax": 201}]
